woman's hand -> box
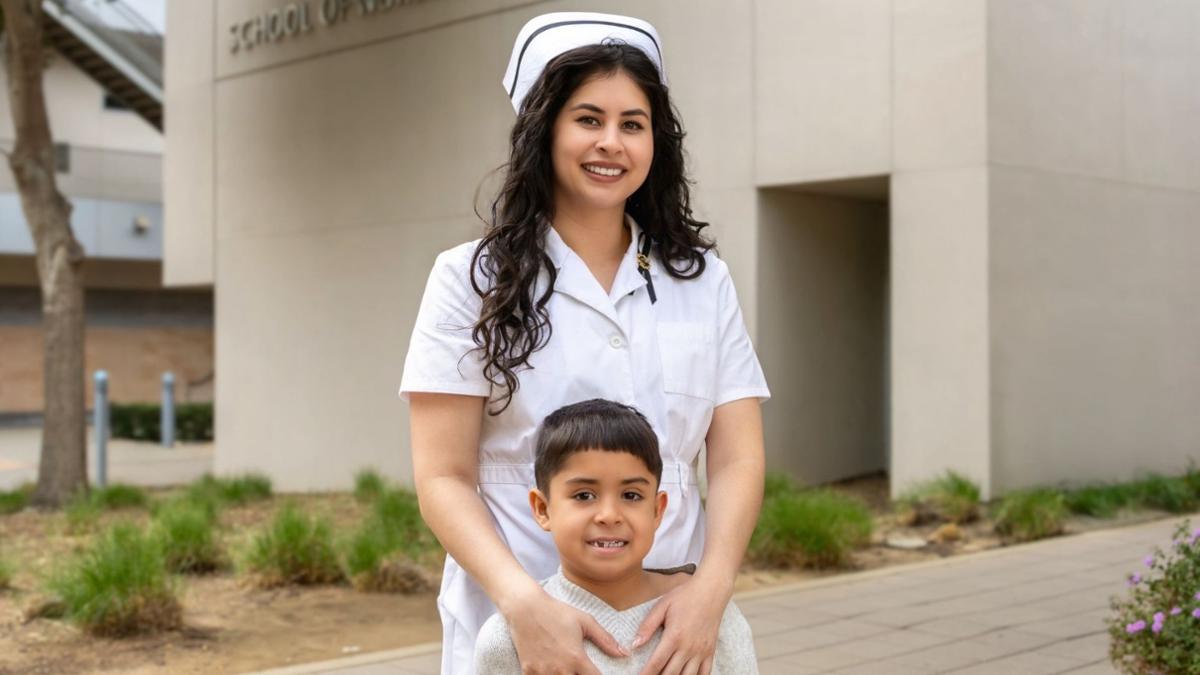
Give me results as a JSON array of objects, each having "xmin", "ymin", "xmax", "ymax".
[
  {"xmin": 504, "ymin": 583, "xmax": 629, "ymax": 675},
  {"xmin": 631, "ymin": 572, "xmax": 732, "ymax": 675}
]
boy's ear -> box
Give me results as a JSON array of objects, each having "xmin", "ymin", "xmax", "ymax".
[
  {"xmin": 654, "ymin": 489, "xmax": 668, "ymax": 527},
  {"xmin": 529, "ymin": 488, "xmax": 552, "ymax": 532}
]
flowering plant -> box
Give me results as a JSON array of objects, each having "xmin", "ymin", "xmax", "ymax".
[{"xmin": 1108, "ymin": 520, "xmax": 1200, "ymax": 674}]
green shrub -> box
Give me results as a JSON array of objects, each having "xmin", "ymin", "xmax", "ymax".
[
  {"xmin": 749, "ymin": 488, "xmax": 872, "ymax": 568},
  {"xmin": 62, "ymin": 484, "xmax": 150, "ymax": 534},
  {"xmin": 64, "ymin": 493, "xmax": 103, "ymax": 534},
  {"xmin": 899, "ymin": 470, "xmax": 981, "ymax": 524},
  {"xmin": 1064, "ymin": 483, "xmax": 1136, "ymax": 518},
  {"xmin": 245, "ymin": 503, "xmax": 343, "ymax": 588},
  {"xmin": 343, "ymin": 488, "xmax": 435, "ymax": 591},
  {"xmin": 0, "ymin": 483, "xmax": 33, "ymax": 515},
  {"xmin": 151, "ymin": 499, "xmax": 223, "ymax": 574},
  {"xmin": 1107, "ymin": 520, "xmax": 1200, "ymax": 674},
  {"xmin": 90, "ymin": 484, "xmax": 150, "ymax": 510},
  {"xmin": 185, "ymin": 473, "xmax": 272, "ymax": 507},
  {"xmin": 763, "ymin": 472, "xmax": 799, "ymax": 501},
  {"xmin": 1134, "ymin": 474, "xmax": 1198, "ymax": 514},
  {"xmin": 110, "ymin": 403, "xmax": 213, "ymax": 442},
  {"xmin": 992, "ymin": 489, "xmax": 1068, "ymax": 542},
  {"xmin": 46, "ymin": 522, "xmax": 181, "ymax": 636},
  {"xmin": 0, "ymin": 553, "xmax": 13, "ymax": 590},
  {"xmin": 353, "ymin": 468, "xmax": 387, "ymax": 503}
]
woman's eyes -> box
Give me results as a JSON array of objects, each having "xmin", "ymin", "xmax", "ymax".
[{"xmin": 575, "ymin": 116, "xmax": 645, "ymax": 131}]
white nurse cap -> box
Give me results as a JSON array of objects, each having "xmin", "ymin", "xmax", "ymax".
[{"xmin": 502, "ymin": 12, "xmax": 667, "ymax": 114}]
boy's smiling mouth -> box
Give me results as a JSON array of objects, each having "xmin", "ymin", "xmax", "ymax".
[{"xmin": 587, "ymin": 537, "xmax": 628, "ymax": 549}]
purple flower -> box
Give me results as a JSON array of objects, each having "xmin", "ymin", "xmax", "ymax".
[
  {"xmin": 1193, "ymin": 609, "xmax": 1200, "ymax": 619},
  {"xmin": 1152, "ymin": 621, "xmax": 1164, "ymax": 633},
  {"xmin": 1127, "ymin": 620, "xmax": 1147, "ymax": 633},
  {"xmin": 1194, "ymin": 591, "xmax": 1200, "ymax": 601},
  {"xmin": 1144, "ymin": 555, "xmax": 1155, "ymax": 567},
  {"xmin": 1154, "ymin": 611, "xmax": 1165, "ymax": 623},
  {"xmin": 1127, "ymin": 573, "xmax": 1142, "ymax": 586},
  {"xmin": 1171, "ymin": 607, "xmax": 1182, "ymax": 616}
]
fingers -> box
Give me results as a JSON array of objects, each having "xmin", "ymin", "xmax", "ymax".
[
  {"xmin": 660, "ymin": 651, "xmax": 688, "ymax": 675},
  {"xmin": 699, "ymin": 656, "xmax": 713, "ymax": 675},
  {"xmin": 576, "ymin": 653, "xmax": 604, "ymax": 675},
  {"xmin": 581, "ymin": 613, "xmax": 629, "ymax": 658},
  {"xmin": 632, "ymin": 598, "xmax": 669, "ymax": 650},
  {"xmin": 681, "ymin": 657, "xmax": 702, "ymax": 675},
  {"xmin": 638, "ymin": 637, "xmax": 672, "ymax": 675}
]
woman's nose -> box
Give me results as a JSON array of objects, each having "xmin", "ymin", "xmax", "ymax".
[{"xmin": 595, "ymin": 123, "xmax": 623, "ymax": 155}]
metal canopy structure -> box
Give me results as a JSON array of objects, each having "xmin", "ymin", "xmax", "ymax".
[{"xmin": 41, "ymin": 0, "xmax": 163, "ymax": 131}]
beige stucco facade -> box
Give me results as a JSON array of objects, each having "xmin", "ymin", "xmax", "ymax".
[{"xmin": 165, "ymin": 0, "xmax": 1200, "ymax": 498}]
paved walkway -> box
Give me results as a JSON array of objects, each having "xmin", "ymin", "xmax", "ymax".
[
  {"xmin": 257, "ymin": 515, "xmax": 1200, "ymax": 675},
  {"xmin": 0, "ymin": 426, "xmax": 213, "ymax": 491}
]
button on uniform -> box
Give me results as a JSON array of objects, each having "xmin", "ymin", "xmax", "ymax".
[{"xmin": 609, "ymin": 335, "xmax": 624, "ymax": 349}]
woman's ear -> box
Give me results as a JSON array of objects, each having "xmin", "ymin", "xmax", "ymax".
[
  {"xmin": 654, "ymin": 489, "xmax": 668, "ymax": 527},
  {"xmin": 529, "ymin": 488, "xmax": 552, "ymax": 532}
]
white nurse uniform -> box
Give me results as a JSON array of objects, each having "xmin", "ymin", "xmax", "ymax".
[{"xmin": 399, "ymin": 215, "xmax": 770, "ymax": 674}]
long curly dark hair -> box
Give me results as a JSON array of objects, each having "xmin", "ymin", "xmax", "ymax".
[{"xmin": 471, "ymin": 42, "xmax": 713, "ymax": 414}]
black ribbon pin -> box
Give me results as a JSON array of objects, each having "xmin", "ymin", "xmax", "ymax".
[{"xmin": 637, "ymin": 230, "xmax": 657, "ymax": 304}]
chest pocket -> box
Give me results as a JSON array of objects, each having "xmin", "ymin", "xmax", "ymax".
[{"xmin": 656, "ymin": 321, "xmax": 718, "ymax": 401}]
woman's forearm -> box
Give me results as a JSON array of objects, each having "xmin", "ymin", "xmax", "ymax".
[
  {"xmin": 698, "ymin": 398, "xmax": 766, "ymax": 590},
  {"xmin": 408, "ymin": 392, "xmax": 541, "ymax": 614},
  {"xmin": 417, "ymin": 475, "xmax": 541, "ymax": 612}
]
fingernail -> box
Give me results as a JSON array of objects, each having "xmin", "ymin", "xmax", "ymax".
[{"xmin": 630, "ymin": 636, "xmax": 643, "ymax": 650}]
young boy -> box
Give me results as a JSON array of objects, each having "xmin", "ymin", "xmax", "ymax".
[{"xmin": 473, "ymin": 398, "xmax": 758, "ymax": 674}]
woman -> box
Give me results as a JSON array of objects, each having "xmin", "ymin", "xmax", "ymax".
[{"xmin": 400, "ymin": 12, "xmax": 770, "ymax": 675}]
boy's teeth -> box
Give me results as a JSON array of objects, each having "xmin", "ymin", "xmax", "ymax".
[{"xmin": 591, "ymin": 540, "xmax": 626, "ymax": 548}]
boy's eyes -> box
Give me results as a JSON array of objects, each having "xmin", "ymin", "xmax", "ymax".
[{"xmin": 569, "ymin": 490, "xmax": 645, "ymax": 501}]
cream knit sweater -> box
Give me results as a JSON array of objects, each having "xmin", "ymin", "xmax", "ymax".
[{"xmin": 473, "ymin": 571, "xmax": 758, "ymax": 674}]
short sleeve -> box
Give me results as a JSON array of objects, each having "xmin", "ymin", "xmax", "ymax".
[
  {"xmin": 399, "ymin": 245, "xmax": 492, "ymax": 401},
  {"xmin": 713, "ymin": 258, "xmax": 771, "ymax": 407},
  {"xmin": 473, "ymin": 613, "xmax": 522, "ymax": 674}
]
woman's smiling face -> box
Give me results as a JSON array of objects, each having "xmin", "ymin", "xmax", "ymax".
[
  {"xmin": 530, "ymin": 449, "xmax": 667, "ymax": 584},
  {"xmin": 550, "ymin": 69, "xmax": 654, "ymax": 215}
]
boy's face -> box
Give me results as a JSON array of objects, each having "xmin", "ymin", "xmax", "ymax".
[{"xmin": 530, "ymin": 449, "xmax": 668, "ymax": 583}]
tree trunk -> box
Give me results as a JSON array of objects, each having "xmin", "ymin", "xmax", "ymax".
[{"xmin": 2, "ymin": 0, "xmax": 87, "ymax": 507}]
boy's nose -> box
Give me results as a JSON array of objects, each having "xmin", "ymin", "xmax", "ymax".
[{"xmin": 595, "ymin": 499, "xmax": 623, "ymax": 523}]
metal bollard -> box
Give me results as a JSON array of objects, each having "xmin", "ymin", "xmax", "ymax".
[
  {"xmin": 161, "ymin": 372, "xmax": 175, "ymax": 448},
  {"xmin": 94, "ymin": 370, "xmax": 109, "ymax": 488}
]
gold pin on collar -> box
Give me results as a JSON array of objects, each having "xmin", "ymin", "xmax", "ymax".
[{"xmin": 637, "ymin": 253, "xmax": 651, "ymax": 271}]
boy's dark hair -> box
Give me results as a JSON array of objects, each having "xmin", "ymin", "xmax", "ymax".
[{"xmin": 534, "ymin": 399, "xmax": 662, "ymax": 494}]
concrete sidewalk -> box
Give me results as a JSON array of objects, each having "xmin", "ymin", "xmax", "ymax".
[
  {"xmin": 0, "ymin": 426, "xmax": 213, "ymax": 491},
  {"xmin": 258, "ymin": 515, "xmax": 1199, "ymax": 674}
]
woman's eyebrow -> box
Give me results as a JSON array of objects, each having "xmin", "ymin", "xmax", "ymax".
[{"xmin": 569, "ymin": 103, "xmax": 649, "ymax": 118}]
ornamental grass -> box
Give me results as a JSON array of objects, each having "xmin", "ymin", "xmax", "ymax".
[{"xmin": 46, "ymin": 522, "xmax": 181, "ymax": 637}]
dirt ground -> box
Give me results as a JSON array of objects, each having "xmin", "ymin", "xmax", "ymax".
[{"xmin": 0, "ymin": 474, "xmax": 1171, "ymax": 674}]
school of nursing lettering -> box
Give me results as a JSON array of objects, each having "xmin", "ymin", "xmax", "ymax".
[{"xmin": 228, "ymin": 0, "xmax": 432, "ymax": 54}]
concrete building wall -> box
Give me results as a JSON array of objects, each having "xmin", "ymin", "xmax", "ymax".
[
  {"xmin": 757, "ymin": 189, "xmax": 888, "ymax": 487},
  {"xmin": 162, "ymin": 0, "xmax": 215, "ymax": 287},
  {"xmin": 986, "ymin": 0, "xmax": 1200, "ymax": 493},
  {"xmin": 163, "ymin": 0, "xmax": 1200, "ymax": 496},
  {"xmin": 888, "ymin": 0, "xmax": 992, "ymax": 498}
]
